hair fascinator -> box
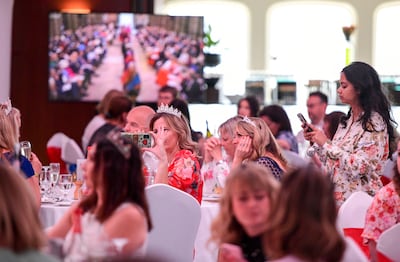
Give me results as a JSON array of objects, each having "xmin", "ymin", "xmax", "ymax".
[{"xmin": 106, "ymin": 129, "xmax": 132, "ymax": 159}]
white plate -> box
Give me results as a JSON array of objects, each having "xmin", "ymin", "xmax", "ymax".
[
  {"xmin": 203, "ymin": 195, "xmax": 221, "ymax": 201},
  {"xmin": 56, "ymin": 201, "xmax": 72, "ymax": 206}
]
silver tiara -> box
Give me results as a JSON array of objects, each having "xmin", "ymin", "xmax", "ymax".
[
  {"xmin": 0, "ymin": 98, "xmax": 12, "ymax": 116},
  {"xmin": 241, "ymin": 116, "xmax": 256, "ymax": 127},
  {"xmin": 157, "ymin": 104, "xmax": 182, "ymax": 118}
]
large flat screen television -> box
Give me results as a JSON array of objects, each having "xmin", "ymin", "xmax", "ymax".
[{"xmin": 48, "ymin": 12, "xmax": 205, "ymax": 103}]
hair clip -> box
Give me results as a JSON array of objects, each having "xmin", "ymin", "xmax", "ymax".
[
  {"xmin": 241, "ymin": 116, "xmax": 256, "ymax": 127},
  {"xmin": 106, "ymin": 129, "xmax": 132, "ymax": 159},
  {"xmin": 0, "ymin": 98, "xmax": 12, "ymax": 116},
  {"xmin": 156, "ymin": 103, "xmax": 182, "ymax": 118}
]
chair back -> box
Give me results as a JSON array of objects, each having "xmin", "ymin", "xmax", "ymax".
[
  {"xmin": 145, "ymin": 184, "xmax": 201, "ymax": 262},
  {"xmin": 377, "ymin": 223, "xmax": 400, "ymax": 261},
  {"xmin": 337, "ymin": 191, "xmax": 373, "ymax": 229},
  {"xmin": 341, "ymin": 237, "xmax": 369, "ymax": 262}
]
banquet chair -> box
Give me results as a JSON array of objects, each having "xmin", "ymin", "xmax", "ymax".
[
  {"xmin": 47, "ymin": 132, "xmax": 69, "ymax": 173},
  {"xmin": 341, "ymin": 237, "xmax": 369, "ymax": 262},
  {"xmin": 47, "ymin": 132, "xmax": 84, "ymax": 173},
  {"xmin": 376, "ymin": 223, "xmax": 400, "ymax": 261},
  {"xmin": 145, "ymin": 184, "xmax": 201, "ymax": 262},
  {"xmin": 337, "ymin": 191, "xmax": 374, "ymax": 258}
]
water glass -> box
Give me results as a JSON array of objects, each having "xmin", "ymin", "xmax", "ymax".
[
  {"xmin": 20, "ymin": 141, "xmax": 31, "ymax": 159},
  {"xmin": 39, "ymin": 166, "xmax": 50, "ymax": 198},
  {"xmin": 58, "ymin": 174, "xmax": 73, "ymax": 201},
  {"xmin": 49, "ymin": 162, "xmax": 60, "ymax": 199}
]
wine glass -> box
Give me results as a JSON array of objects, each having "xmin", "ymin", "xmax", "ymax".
[
  {"xmin": 20, "ymin": 141, "xmax": 31, "ymax": 159},
  {"xmin": 39, "ymin": 166, "xmax": 50, "ymax": 200},
  {"xmin": 142, "ymin": 151, "xmax": 158, "ymax": 186},
  {"xmin": 49, "ymin": 162, "xmax": 60, "ymax": 199},
  {"xmin": 58, "ymin": 174, "xmax": 73, "ymax": 202}
]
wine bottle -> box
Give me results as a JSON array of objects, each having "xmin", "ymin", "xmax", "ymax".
[{"xmin": 206, "ymin": 120, "xmax": 212, "ymax": 138}]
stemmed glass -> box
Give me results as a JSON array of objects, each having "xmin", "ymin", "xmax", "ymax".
[
  {"xmin": 39, "ymin": 166, "xmax": 50, "ymax": 200},
  {"xmin": 58, "ymin": 174, "xmax": 73, "ymax": 202},
  {"xmin": 49, "ymin": 162, "xmax": 60, "ymax": 200},
  {"xmin": 20, "ymin": 141, "xmax": 31, "ymax": 159}
]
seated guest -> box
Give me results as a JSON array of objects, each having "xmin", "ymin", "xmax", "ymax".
[
  {"xmin": 201, "ymin": 116, "xmax": 242, "ymax": 195},
  {"xmin": 47, "ymin": 129, "xmax": 152, "ymax": 259},
  {"xmin": 323, "ymin": 111, "xmax": 346, "ymax": 140},
  {"xmin": 157, "ymin": 85, "xmax": 178, "ymax": 107},
  {"xmin": 0, "ymin": 162, "xmax": 59, "ymax": 262},
  {"xmin": 264, "ymin": 164, "xmax": 346, "ymax": 262},
  {"xmin": 232, "ymin": 117, "xmax": 287, "ymax": 181},
  {"xmin": 87, "ymin": 95, "xmax": 132, "ymax": 148},
  {"xmin": 145, "ymin": 104, "xmax": 203, "ymax": 203},
  {"xmin": 361, "ymin": 139, "xmax": 400, "ymax": 261},
  {"xmin": 237, "ymin": 96, "xmax": 259, "ymax": 117},
  {"xmin": 0, "ymin": 99, "xmax": 41, "ymax": 205},
  {"xmin": 258, "ymin": 104, "xmax": 298, "ymax": 153},
  {"xmin": 209, "ymin": 162, "xmax": 279, "ymax": 262},
  {"xmin": 82, "ymin": 89, "xmax": 125, "ymax": 152},
  {"xmin": 124, "ymin": 105, "xmax": 156, "ymax": 133}
]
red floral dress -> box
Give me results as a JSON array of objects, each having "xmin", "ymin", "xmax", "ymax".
[
  {"xmin": 361, "ymin": 182, "xmax": 400, "ymax": 242},
  {"xmin": 168, "ymin": 149, "xmax": 203, "ymax": 203}
]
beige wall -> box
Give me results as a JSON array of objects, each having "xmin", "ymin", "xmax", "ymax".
[{"xmin": 159, "ymin": 0, "xmax": 398, "ymax": 70}]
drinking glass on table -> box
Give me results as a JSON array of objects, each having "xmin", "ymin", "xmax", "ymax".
[
  {"xmin": 58, "ymin": 174, "xmax": 73, "ymax": 202},
  {"xmin": 39, "ymin": 165, "xmax": 50, "ymax": 199},
  {"xmin": 20, "ymin": 141, "xmax": 31, "ymax": 159},
  {"xmin": 49, "ymin": 162, "xmax": 60, "ymax": 199}
]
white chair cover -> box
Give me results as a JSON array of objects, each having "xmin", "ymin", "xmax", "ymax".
[
  {"xmin": 376, "ymin": 223, "xmax": 400, "ymax": 261},
  {"xmin": 337, "ymin": 191, "xmax": 373, "ymax": 231},
  {"xmin": 145, "ymin": 184, "xmax": 201, "ymax": 262},
  {"xmin": 341, "ymin": 237, "xmax": 369, "ymax": 262}
]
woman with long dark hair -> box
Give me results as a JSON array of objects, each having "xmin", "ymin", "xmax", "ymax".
[{"xmin": 303, "ymin": 61, "xmax": 397, "ymax": 206}]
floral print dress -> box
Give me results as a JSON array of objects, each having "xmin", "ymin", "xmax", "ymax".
[
  {"xmin": 361, "ymin": 182, "xmax": 400, "ymax": 242},
  {"xmin": 168, "ymin": 149, "xmax": 203, "ymax": 203},
  {"xmin": 317, "ymin": 111, "xmax": 387, "ymax": 206}
]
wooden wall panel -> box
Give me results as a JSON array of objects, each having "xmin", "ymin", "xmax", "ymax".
[{"xmin": 11, "ymin": 0, "xmax": 153, "ymax": 163}]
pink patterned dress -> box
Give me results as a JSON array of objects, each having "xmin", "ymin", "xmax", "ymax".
[
  {"xmin": 168, "ymin": 149, "xmax": 203, "ymax": 203},
  {"xmin": 361, "ymin": 182, "xmax": 400, "ymax": 242}
]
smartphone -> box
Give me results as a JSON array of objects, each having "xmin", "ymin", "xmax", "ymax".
[
  {"xmin": 297, "ymin": 113, "xmax": 313, "ymax": 132},
  {"xmin": 121, "ymin": 132, "xmax": 154, "ymax": 148}
]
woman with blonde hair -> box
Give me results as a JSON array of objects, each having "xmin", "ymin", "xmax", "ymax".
[
  {"xmin": 232, "ymin": 117, "xmax": 287, "ymax": 181},
  {"xmin": 0, "ymin": 100, "xmax": 41, "ymax": 205},
  {"xmin": 209, "ymin": 162, "xmax": 279, "ymax": 262},
  {"xmin": 264, "ymin": 164, "xmax": 346, "ymax": 262},
  {"xmin": 201, "ymin": 115, "xmax": 243, "ymax": 195},
  {"xmin": 146, "ymin": 104, "xmax": 203, "ymax": 202},
  {"xmin": 0, "ymin": 162, "xmax": 58, "ymax": 261}
]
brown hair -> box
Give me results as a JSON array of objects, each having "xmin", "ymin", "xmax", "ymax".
[
  {"xmin": 209, "ymin": 162, "xmax": 279, "ymax": 246},
  {"xmin": 0, "ymin": 162, "xmax": 46, "ymax": 251},
  {"xmin": 79, "ymin": 135, "xmax": 152, "ymax": 230},
  {"xmin": 264, "ymin": 164, "xmax": 345, "ymax": 261}
]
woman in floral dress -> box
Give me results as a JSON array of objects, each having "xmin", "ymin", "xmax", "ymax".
[
  {"xmin": 303, "ymin": 61, "xmax": 397, "ymax": 206},
  {"xmin": 146, "ymin": 105, "xmax": 203, "ymax": 203},
  {"xmin": 361, "ymin": 139, "xmax": 400, "ymax": 261}
]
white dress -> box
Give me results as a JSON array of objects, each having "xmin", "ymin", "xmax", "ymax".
[{"xmin": 63, "ymin": 203, "xmax": 148, "ymax": 261}]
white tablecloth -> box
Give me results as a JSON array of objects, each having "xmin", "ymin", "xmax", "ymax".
[
  {"xmin": 194, "ymin": 200, "xmax": 220, "ymax": 262},
  {"xmin": 39, "ymin": 203, "xmax": 70, "ymax": 229}
]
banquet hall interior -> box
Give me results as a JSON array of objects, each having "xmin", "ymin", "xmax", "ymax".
[{"xmin": 2, "ymin": 0, "xmax": 400, "ymax": 165}]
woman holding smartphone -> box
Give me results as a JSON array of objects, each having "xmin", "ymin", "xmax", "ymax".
[{"xmin": 303, "ymin": 61, "xmax": 397, "ymax": 207}]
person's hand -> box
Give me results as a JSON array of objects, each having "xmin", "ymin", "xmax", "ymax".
[
  {"xmin": 204, "ymin": 137, "xmax": 222, "ymax": 163},
  {"xmin": 303, "ymin": 124, "xmax": 328, "ymax": 146},
  {"xmin": 219, "ymin": 243, "xmax": 247, "ymax": 262},
  {"xmin": 234, "ymin": 136, "xmax": 252, "ymax": 160},
  {"xmin": 29, "ymin": 152, "xmax": 42, "ymax": 175},
  {"xmin": 142, "ymin": 127, "xmax": 168, "ymax": 164}
]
